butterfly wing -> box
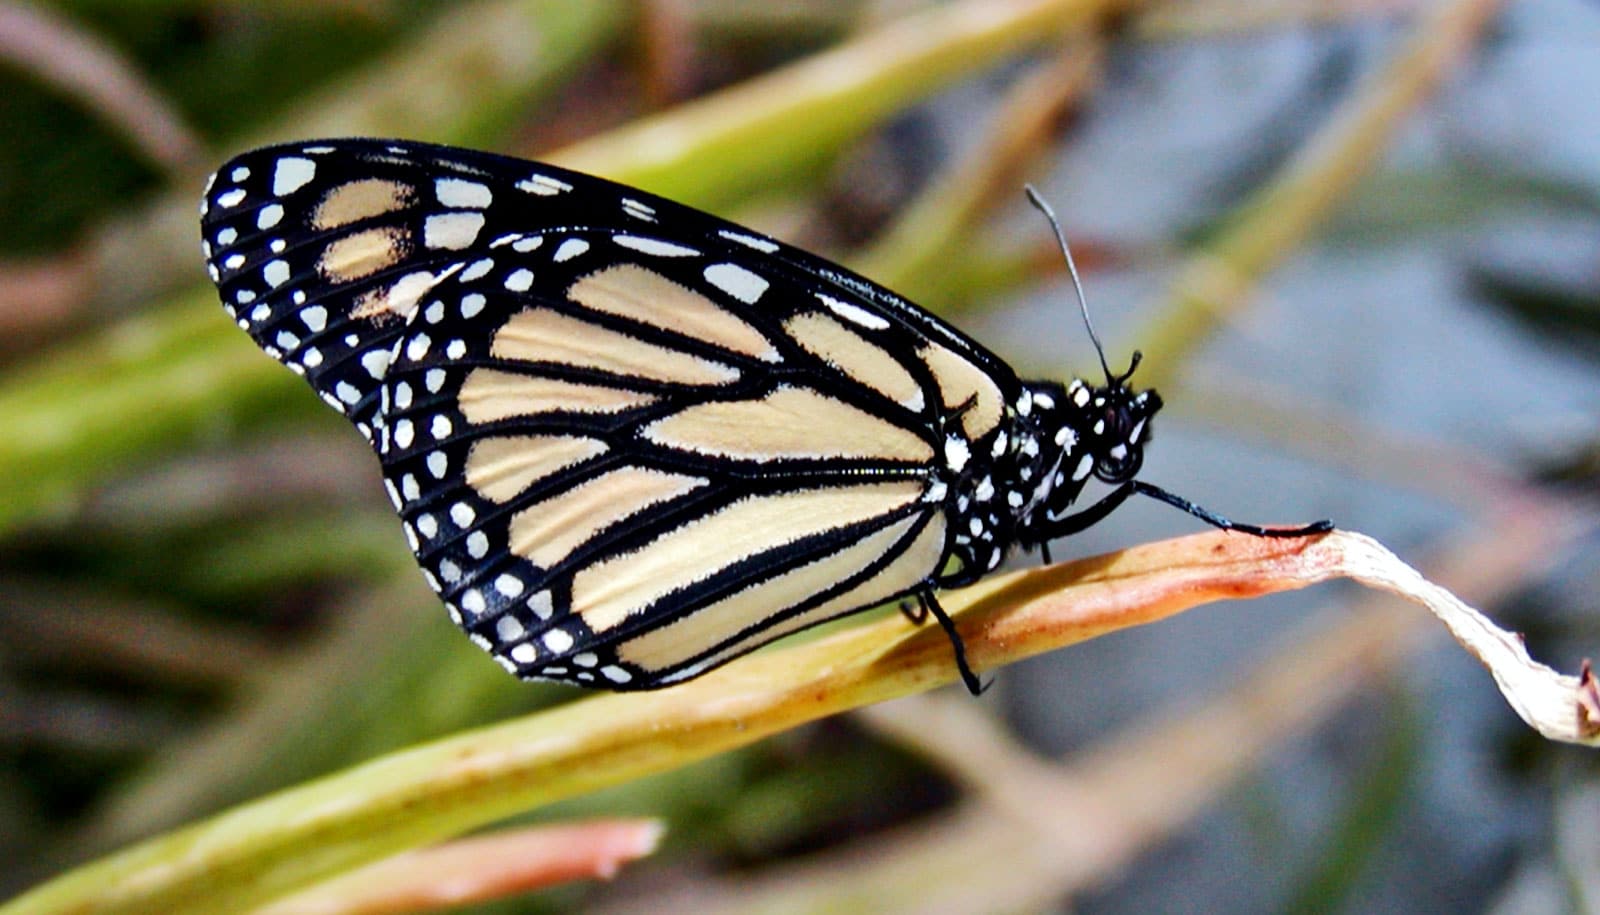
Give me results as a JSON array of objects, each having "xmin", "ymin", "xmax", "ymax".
[{"xmin": 201, "ymin": 139, "xmax": 1018, "ymax": 688}]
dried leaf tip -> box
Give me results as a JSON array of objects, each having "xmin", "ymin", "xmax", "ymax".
[{"xmin": 1578, "ymin": 660, "xmax": 1599, "ymax": 742}]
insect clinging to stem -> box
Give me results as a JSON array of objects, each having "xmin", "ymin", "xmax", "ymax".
[{"xmin": 200, "ymin": 139, "xmax": 1330, "ymax": 695}]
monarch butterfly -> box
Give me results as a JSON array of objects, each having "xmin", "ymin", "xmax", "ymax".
[{"xmin": 200, "ymin": 139, "xmax": 1328, "ymax": 694}]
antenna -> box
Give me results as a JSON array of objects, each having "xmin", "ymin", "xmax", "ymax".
[{"xmin": 1024, "ymin": 184, "xmax": 1115, "ymax": 386}]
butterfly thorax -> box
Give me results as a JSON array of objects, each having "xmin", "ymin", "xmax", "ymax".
[
  {"xmin": 933, "ymin": 377, "xmax": 1148, "ymax": 587},
  {"xmin": 999, "ymin": 377, "xmax": 1163, "ymax": 553}
]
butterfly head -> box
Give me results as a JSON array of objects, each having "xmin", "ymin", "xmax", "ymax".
[
  {"xmin": 1082, "ymin": 362, "xmax": 1161, "ymax": 485},
  {"xmin": 1011, "ymin": 354, "xmax": 1160, "ymax": 539}
]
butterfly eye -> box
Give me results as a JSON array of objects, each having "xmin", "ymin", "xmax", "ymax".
[{"xmin": 1094, "ymin": 446, "xmax": 1142, "ymax": 484}]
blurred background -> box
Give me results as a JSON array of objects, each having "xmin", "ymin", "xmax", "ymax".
[{"xmin": 1, "ymin": 1, "xmax": 1597, "ymax": 912}]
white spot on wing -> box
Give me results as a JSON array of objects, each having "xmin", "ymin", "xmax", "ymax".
[
  {"xmin": 543, "ymin": 628, "xmax": 574, "ymax": 653},
  {"xmin": 621, "ymin": 198, "xmax": 655, "ymax": 220},
  {"xmin": 272, "ymin": 156, "xmax": 316, "ymax": 196},
  {"xmin": 817, "ymin": 293, "xmax": 889, "ymax": 330},
  {"xmin": 719, "ymin": 229, "xmax": 779, "ymax": 253},
  {"xmin": 406, "ymin": 334, "xmax": 431, "ymax": 361},
  {"xmin": 613, "ymin": 235, "xmax": 699, "ymax": 257},
  {"xmin": 263, "ymin": 260, "xmax": 290, "ymax": 287},
  {"xmin": 527, "ymin": 590, "xmax": 553, "ymax": 619},
  {"xmin": 424, "ymin": 212, "xmax": 485, "ymax": 249},
  {"xmin": 385, "ymin": 271, "xmax": 439, "ymax": 318},
  {"xmin": 554, "ymin": 239, "xmax": 589, "ymax": 262},
  {"xmin": 517, "ymin": 173, "xmax": 572, "ymax": 196},
  {"xmin": 704, "ymin": 263, "xmax": 768, "ymax": 303},
  {"xmin": 435, "ymin": 177, "xmax": 492, "ymax": 208},
  {"xmin": 361, "ymin": 350, "xmax": 391, "ymax": 379}
]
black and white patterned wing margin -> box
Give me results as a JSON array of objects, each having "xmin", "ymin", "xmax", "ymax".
[{"xmin": 200, "ymin": 139, "xmax": 1029, "ymax": 689}]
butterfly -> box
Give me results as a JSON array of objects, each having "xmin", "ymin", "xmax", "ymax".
[{"xmin": 199, "ymin": 139, "xmax": 1329, "ymax": 694}]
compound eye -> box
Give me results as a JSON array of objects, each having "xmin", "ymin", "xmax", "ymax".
[{"xmin": 1094, "ymin": 445, "xmax": 1142, "ymax": 484}]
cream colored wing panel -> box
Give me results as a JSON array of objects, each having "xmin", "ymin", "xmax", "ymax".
[{"xmin": 573, "ymin": 480, "xmax": 926, "ymax": 633}]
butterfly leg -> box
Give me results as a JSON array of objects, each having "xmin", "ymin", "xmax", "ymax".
[
  {"xmin": 898, "ymin": 597, "xmax": 929, "ymax": 625},
  {"xmin": 918, "ymin": 591, "xmax": 987, "ymax": 696},
  {"xmin": 1130, "ymin": 481, "xmax": 1333, "ymax": 537},
  {"xmin": 1039, "ymin": 481, "xmax": 1142, "ymax": 537},
  {"xmin": 1043, "ymin": 480, "xmax": 1332, "ymax": 539}
]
